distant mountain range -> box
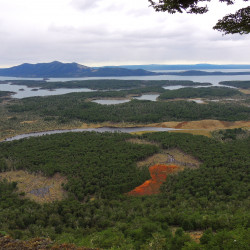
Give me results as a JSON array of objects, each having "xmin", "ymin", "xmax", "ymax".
[
  {"xmin": 0, "ymin": 61, "xmax": 158, "ymax": 78},
  {"xmin": 0, "ymin": 61, "xmax": 250, "ymax": 78},
  {"xmin": 102, "ymin": 64, "xmax": 250, "ymax": 70}
]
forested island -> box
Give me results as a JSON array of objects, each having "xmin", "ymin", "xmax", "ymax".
[
  {"xmin": 1, "ymin": 79, "xmax": 210, "ymax": 90},
  {"xmin": 219, "ymin": 81, "xmax": 250, "ymax": 89}
]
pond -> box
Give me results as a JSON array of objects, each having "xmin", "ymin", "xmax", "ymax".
[
  {"xmin": 92, "ymin": 99, "xmax": 130, "ymax": 105},
  {"xmin": 92, "ymin": 94, "xmax": 160, "ymax": 105},
  {"xmin": 134, "ymin": 94, "xmax": 159, "ymax": 101}
]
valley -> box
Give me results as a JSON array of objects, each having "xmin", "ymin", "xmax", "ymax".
[{"xmin": 0, "ymin": 78, "xmax": 249, "ymax": 249}]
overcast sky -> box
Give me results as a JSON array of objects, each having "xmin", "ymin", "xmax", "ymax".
[{"xmin": 0, "ymin": 0, "xmax": 249, "ymax": 67}]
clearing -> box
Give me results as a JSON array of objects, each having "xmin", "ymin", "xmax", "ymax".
[{"xmin": 0, "ymin": 170, "xmax": 67, "ymax": 203}]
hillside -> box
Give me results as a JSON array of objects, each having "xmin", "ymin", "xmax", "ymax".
[
  {"xmin": 0, "ymin": 131, "xmax": 249, "ymax": 249},
  {"xmin": 0, "ymin": 61, "xmax": 157, "ymax": 78},
  {"xmin": 1, "ymin": 62, "xmax": 250, "ymax": 78}
]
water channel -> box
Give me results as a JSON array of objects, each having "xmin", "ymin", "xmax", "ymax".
[{"xmin": 3, "ymin": 127, "xmax": 178, "ymax": 142}]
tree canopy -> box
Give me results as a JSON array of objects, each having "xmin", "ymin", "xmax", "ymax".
[{"xmin": 149, "ymin": 0, "xmax": 250, "ymax": 34}]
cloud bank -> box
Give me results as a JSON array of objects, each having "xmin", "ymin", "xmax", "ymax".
[{"xmin": 0, "ymin": 0, "xmax": 249, "ymax": 67}]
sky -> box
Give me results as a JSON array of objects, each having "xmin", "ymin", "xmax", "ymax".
[{"xmin": 0, "ymin": 0, "xmax": 249, "ymax": 67}]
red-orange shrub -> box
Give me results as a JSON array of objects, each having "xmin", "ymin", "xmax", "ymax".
[{"xmin": 127, "ymin": 164, "xmax": 179, "ymax": 196}]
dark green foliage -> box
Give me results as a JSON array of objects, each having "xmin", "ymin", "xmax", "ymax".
[
  {"xmin": 214, "ymin": 7, "xmax": 250, "ymax": 35},
  {"xmin": 158, "ymin": 87, "xmax": 241, "ymax": 100},
  {"xmin": 149, "ymin": 0, "xmax": 250, "ymax": 35},
  {"xmin": 8, "ymin": 93, "xmax": 250, "ymax": 123},
  {"xmin": 0, "ymin": 132, "xmax": 157, "ymax": 199},
  {"xmin": 219, "ymin": 81, "xmax": 250, "ymax": 89},
  {"xmin": 142, "ymin": 132, "xmax": 250, "ymax": 202},
  {"xmin": 213, "ymin": 128, "xmax": 249, "ymax": 141},
  {"xmin": 3, "ymin": 79, "xmax": 208, "ymax": 90},
  {"xmin": 0, "ymin": 91, "xmax": 13, "ymax": 102},
  {"xmin": 0, "ymin": 91, "xmax": 12, "ymax": 98},
  {"xmin": 0, "ymin": 131, "xmax": 250, "ymax": 249}
]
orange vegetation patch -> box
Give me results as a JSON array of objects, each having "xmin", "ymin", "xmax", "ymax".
[
  {"xmin": 189, "ymin": 231, "xmax": 204, "ymax": 243},
  {"xmin": 127, "ymin": 164, "xmax": 179, "ymax": 196}
]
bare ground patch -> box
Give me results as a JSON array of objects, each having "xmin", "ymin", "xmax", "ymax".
[
  {"xmin": 137, "ymin": 149, "xmax": 200, "ymax": 169},
  {"xmin": 20, "ymin": 120, "xmax": 38, "ymax": 124},
  {"xmin": 239, "ymin": 89, "xmax": 250, "ymax": 94},
  {"xmin": 0, "ymin": 170, "xmax": 67, "ymax": 203},
  {"xmin": 169, "ymin": 129, "xmax": 212, "ymax": 137},
  {"xmin": 149, "ymin": 120, "xmax": 250, "ymax": 130},
  {"xmin": 171, "ymin": 227, "xmax": 203, "ymax": 243}
]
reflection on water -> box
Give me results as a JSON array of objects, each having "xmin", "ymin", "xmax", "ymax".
[
  {"xmin": 3, "ymin": 127, "xmax": 177, "ymax": 142},
  {"xmin": 188, "ymin": 99, "xmax": 205, "ymax": 104}
]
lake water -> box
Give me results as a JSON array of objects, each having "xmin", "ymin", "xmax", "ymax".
[
  {"xmin": 0, "ymin": 69, "xmax": 249, "ymax": 99},
  {"xmin": 92, "ymin": 99, "xmax": 130, "ymax": 105},
  {"xmin": 134, "ymin": 94, "xmax": 159, "ymax": 101},
  {"xmin": 0, "ymin": 82, "xmax": 94, "ymax": 98},
  {"xmin": 3, "ymin": 127, "xmax": 178, "ymax": 142},
  {"xmin": 92, "ymin": 94, "xmax": 160, "ymax": 105},
  {"xmin": 188, "ymin": 99, "xmax": 205, "ymax": 104}
]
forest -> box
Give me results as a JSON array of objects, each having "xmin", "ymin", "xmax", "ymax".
[
  {"xmin": 0, "ymin": 91, "xmax": 12, "ymax": 103},
  {"xmin": 219, "ymin": 81, "xmax": 250, "ymax": 89},
  {"xmin": 0, "ymin": 131, "xmax": 249, "ymax": 249},
  {"xmin": 8, "ymin": 93, "xmax": 250, "ymax": 123},
  {"xmin": 2, "ymin": 79, "xmax": 211, "ymax": 90},
  {"xmin": 0, "ymin": 90, "xmax": 12, "ymax": 98},
  {"xmin": 158, "ymin": 87, "xmax": 241, "ymax": 100}
]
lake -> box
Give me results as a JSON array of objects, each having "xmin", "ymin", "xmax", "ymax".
[
  {"xmin": 0, "ymin": 69, "xmax": 249, "ymax": 98},
  {"xmin": 0, "ymin": 82, "xmax": 94, "ymax": 98}
]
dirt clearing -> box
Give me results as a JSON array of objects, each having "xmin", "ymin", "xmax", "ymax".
[
  {"xmin": 150, "ymin": 120, "xmax": 250, "ymax": 130},
  {"xmin": 136, "ymin": 149, "xmax": 200, "ymax": 169},
  {"xmin": 0, "ymin": 170, "xmax": 67, "ymax": 203}
]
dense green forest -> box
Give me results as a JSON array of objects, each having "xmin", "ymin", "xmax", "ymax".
[
  {"xmin": 0, "ymin": 91, "xmax": 12, "ymax": 97},
  {"xmin": 8, "ymin": 93, "xmax": 250, "ymax": 123},
  {"xmin": 0, "ymin": 131, "xmax": 249, "ymax": 249},
  {"xmin": 3, "ymin": 79, "xmax": 211, "ymax": 90},
  {"xmin": 0, "ymin": 90, "xmax": 12, "ymax": 98},
  {"xmin": 158, "ymin": 87, "xmax": 241, "ymax": 100},
  {"xmin": 212, "ymin": 128, "xmax": 250, "ymax": 141},
  {"xmin": 0, "ymin": 132, "xmax": 157, "ymax": 199},
  {"xmin": 0, "ymin": 91, "xmax": 13, "ymax": 103},
  {"xmin": 219, "ymin": 81, "xmax": 250, "ymax": 89}
]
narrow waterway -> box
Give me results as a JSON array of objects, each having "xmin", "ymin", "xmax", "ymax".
[{"xmin": 2, "ymin": 126, "xmax": 178, "ymax": 142}]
